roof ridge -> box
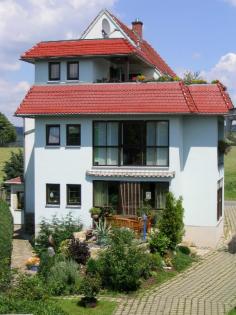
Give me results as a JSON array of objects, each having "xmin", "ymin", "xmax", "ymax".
[
  {"xmin": 179, "ymin": 81, "xmax": 198, "ymax": 113},
  {"xmin": 217, "ymin": 82, "xmax": 234, "ymax": 110}
]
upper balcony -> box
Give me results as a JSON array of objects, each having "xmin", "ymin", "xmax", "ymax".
[{"xmin": 34, "ymin": 55, "xmax": 158, "ymax": 85}]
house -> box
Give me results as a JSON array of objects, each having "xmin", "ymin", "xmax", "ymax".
[
  {"xmin": 15, "ymin": 9, "xmax": 233, "ymax": 247},
  {"xmin": 4, "ymin": 177, "xmax": 24, "ymax": 227}
]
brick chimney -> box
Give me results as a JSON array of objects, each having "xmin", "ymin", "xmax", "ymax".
[{"xmin": 132, "ymin": 18, "xmax": 143, "ymax": 39}]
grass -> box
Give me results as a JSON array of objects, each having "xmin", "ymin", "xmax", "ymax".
[
  {"xmin": 225, "ymin": 146, "xmax": 236, "ymax": 200},
  {"xmin": 0, "ymin": 147, "xmax": 21, "ymax": 183},
  {"xmin": 228, "ymin": 308, "xmax": 236, "ymax": 315},
  {"xmin": 55, "ymin": 299, "xmax": 117, "ymax": 315}
]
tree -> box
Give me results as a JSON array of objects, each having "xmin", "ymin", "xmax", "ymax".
[
  {"xmin": 0, "ymin": 113, "xmax": 16, "ymax": 147},
  {"xmin": 158, "ymin": 193, "xmax": 185, "ymax": 250},
  {"xmin": 3, "ymin": 150, "xmax": 23, "ymax": 181}
]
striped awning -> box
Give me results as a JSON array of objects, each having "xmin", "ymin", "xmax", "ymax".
[{"xmin": 86, "ymin": 169, "xmax": 175, "ymax": 178}]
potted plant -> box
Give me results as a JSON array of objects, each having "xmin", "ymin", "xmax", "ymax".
[
  {"xmin": 25, "ymin": 256, "xmax": 40, "ymax": 271},
  {"xmin": 79, "ymin": 274, "xmax": 101, "ymax": 308},
  {"xmin": 89, "ymin": 207, "xmax": 101, "ymax": 220},
  {"xmin": 218, "ymin": 139, "xmax": 231, "ymax": 155}
]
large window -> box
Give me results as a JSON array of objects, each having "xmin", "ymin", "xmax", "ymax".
[
  {"xmin": 67, "ymin": 184, "xmax": 81, "ymax": 206},
  {"xmin": 49, "ymin": 62, "xmax": 60, "ymax": 81},
  {"xmin": 93, "ymin": 121, "xmax": 169, "ymax": 166},
  {"xmin": 67, "ymin": 62, "xmax": 79, "ymax": 80},
  {"xmin": 146, "ymin": 121, "xmax": 169, "ymax": 166},
  {"xmin": 66, "ymin": 124, "xmax": 81, "ymax": 146},
  {"xmin": 46, "ymin": 125, "xmax": 60, "ymax": 146},
  {"xmin": 93, "ymin": 181, "xmax": 169, "ymax": 214},
  {"xmin": 93, "ymin": 122, "xmax": 119, "ymax": 166},
  {"xmin": 46, "ymin": 184, "xmax": 60, "ymax": 205}
]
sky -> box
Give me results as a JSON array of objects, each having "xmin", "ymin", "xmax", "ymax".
[{"xmin": 1, "ymin": 0, "xmax": 236, "ymax": 126}]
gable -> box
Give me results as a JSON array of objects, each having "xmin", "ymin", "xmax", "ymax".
[{"xmin": 81, "ymin": 11, "xmax": 131, "ymax": 42}]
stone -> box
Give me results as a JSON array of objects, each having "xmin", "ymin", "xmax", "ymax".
[
  {"xmin": 73, "ymin": 231, "xmax": 86, "ymax": 242},
  {"xmin": 228, "ymin": 234, "xmax": 236, "ymax": 254}
]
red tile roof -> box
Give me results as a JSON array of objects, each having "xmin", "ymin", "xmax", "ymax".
[
  {"xmin": 15, "ymin": 82, "xmax": 233, "ymax": 116},
  {"xmin": 21, "ymin": 12, "xmax": 176, "ymax": 77},
  {"xmin": 21, "ymin": 39, "xmax": 135, "ymax": 60},
  {"xmin": 110, "ymin": 13, "xmax": 176, "ymax": 77},
  {"xmin": 5, "ymin": 177, "xmax": 23, "ymax": 185}
]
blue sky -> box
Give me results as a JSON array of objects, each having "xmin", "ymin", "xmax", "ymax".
[{"xmin": 0, "ymin": 0, "xmax": 236, "ymax": 126}]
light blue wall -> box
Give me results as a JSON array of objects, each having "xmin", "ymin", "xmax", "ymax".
[{"xmin": 34, "ymin": 58, "xmax": 111, "ymax": 84}]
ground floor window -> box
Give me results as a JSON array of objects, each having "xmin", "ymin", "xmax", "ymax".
[
  {"xmin": 16, "ymin": 192, "xmax": 24, "ymax": 210},
  {"xmin": 217, "ymin": 181, "xmax": 223, "ymax": 221},
  {"xmin": 67, "ymin": 184, "xmax": 81, "ymax": 206},
  {"xmin": 46, "ymin": 184, "xmax": 60, "ymax": 205},
  {"xmin": 93, "ymin": 181, "xmax": 169, "ymax": 216}
]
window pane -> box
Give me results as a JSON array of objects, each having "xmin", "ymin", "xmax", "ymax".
[
  {"xmin": 155, "ymin": 183, "xmax": 169, "ymax": 209},
  {"xmin": 47, "ymin": 126, "xmax": 60, "ymax": 145},
  {"xmin": 94, "ymin": 148, "xmax": 106, "ymax": 165},
  {"xmin": 50, "ymin": 63, "xmax": 60, "ymax": 80},
  {"xmin": 156, "ymin": 122, "xmax": 168, "ymax": 146},
  {"xmin": 94, "ymin": 182, "xmax": 108, "ymax": 207},
  {"xmin": 67, "ymin": 185, "xmax": 81, "ymax": 205},
  {"xmin": 157, "ymin": 148, "xmax": 168, "ymax": 166},
  {"xmin": 107, "ymin": 122, "xmax": 118, "ymax": 145},
  {"xmin": 107, "ymin": 148, "xmax": 118, "ymax": 165},
  {"xmin": 146, "ymin": 148, "xmax": 156, "ymax": 165},
  {"xmin": 47, "ymin": 184, "xmax": 60, "ymax": 205},
  {"xmin": 68, "ymin": 62, "xmax": 79, "ymax": 80},
  {"xmin": 146, "ymin": 122, "xmax": 155, "ymax": 146},
  {"xmin": 94, "ymin": 122, "xmax": 106, "ymax": 146},
  {"xmin": 67, "ymin": 125, "xmax": 80, "ymax": 146}
]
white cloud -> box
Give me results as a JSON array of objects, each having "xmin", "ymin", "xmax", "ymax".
[
  {"xmin": 0, "ymin": 0, "xmax": 117, "ymax": 124},
  {"xmin": 0, "ymin": 79, "xmax": 30, "ymax": 125},
  {"xmin": 224, "ymin": 0, "xmax": 236, "ymax": 6}
]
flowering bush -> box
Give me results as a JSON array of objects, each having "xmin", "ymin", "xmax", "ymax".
[{"xmin": 26, "ymin": 256, "xmax": 40, "ymax": 268}]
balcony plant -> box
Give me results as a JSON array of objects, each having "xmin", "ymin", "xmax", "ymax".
[{"xmin": 89, "ymin": 207, "xmax": 101, "ymax": 220}]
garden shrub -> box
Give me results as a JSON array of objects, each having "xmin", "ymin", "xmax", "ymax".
[
  {"xmin": 149, "ymin": 232, "xmax": 170, "ymax": 256},
  {"xmin": 0, "ymin": 295, "xmax": 67, "ymax": 315},
  {"xmin": 34, "ymin": 213, "xmax": 82, "ymax": 255},
  {"xmin": 177, "ymin": 245, "xmax": 191, "ymax": 256},
  {"xmin": 158, "ymin": 193, "xmax": 184, "ymax": 250},
  {"xmin": 79, "ymin": 274, "xmax": 101, "ymax": 300},
  {"xmin": 38, "ymin": 251, "xmax": 57, "ymax": 279},
  {"xmin": 47, "ymin": 258, "xmax": 81, "ymax": 295},
  {"xmin": 0, "ymin": 199, "xmax": 13, "ymax": 291},
  {"xmin": 12, "ymin": 273, "xmax": 47, "ymax": 300},
  {"xmin": 68, "ymin": 238, "xmax": 90, "ymax": 265},
  {"xmin": 172, "ymin": 250, "xmax": 193, "ymax": 272},
  {"xmin": 95, "ymin": 228, "xmax": 152, "ymax": 292}
]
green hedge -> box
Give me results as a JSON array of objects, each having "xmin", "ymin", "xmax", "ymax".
[{"xmin": 0, "ymin": 199, "xmax": 13, "ymax": 266}]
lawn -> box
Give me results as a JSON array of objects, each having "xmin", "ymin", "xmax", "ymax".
[
  {"xmin": 0, "ymin": 147, "xmax": 21, "ymax": 183},
  {"xmin": 225, "ymin": 146, "xmax": 236, "ymax": 200},
  {"xmin": 228, "ymin": 308, "xmax": 236, "ymax": 315},
  {"xmin": 55, "ymin": 299, "xmax": 117, "ymax": 315}
]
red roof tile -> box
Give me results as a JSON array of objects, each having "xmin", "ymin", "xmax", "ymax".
[
  {"xmin": 5, "ymin": 177, "xmax": 23, "ymax": 185},
  {"xmin": 21, "ymin": 39, "xmax": 135, "ymax": 60},
  {"xmin": 15, "ymin": 82, "xmax": 233, "ymax": 116}
]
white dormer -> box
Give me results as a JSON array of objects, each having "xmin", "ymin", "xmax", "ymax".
[{"xmin": 81, "ymin": 10, "xmax": 136, "ymax": 46}]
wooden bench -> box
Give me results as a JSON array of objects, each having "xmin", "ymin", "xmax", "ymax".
[{"xmin": 106, "ymin": 215, "xmax": 151, "ymax": 234}]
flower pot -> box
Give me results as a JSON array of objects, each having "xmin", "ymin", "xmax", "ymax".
[
  {"xmin": 92, "ymin": 214, "xmax": 99, "ymax": 220},
  {"xmin": 79, "ymin": 297, "xmax": 98, "ymax": 308}
]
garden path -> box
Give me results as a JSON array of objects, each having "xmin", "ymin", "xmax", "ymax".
[
  {"xmin": 114, "ymin": 202, "xmax": 236, "ymax": 315},
  {"xmin": 11, "ymin": 226, "xmax": 33, "ymax": 271}
]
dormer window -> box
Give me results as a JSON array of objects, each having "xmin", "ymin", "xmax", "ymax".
[
  {"xmin": 67, "ymin": 62, "xmax": 79, "ymax": 80},
  {"xmin": 49, "ymin": 62, "xmax": 60, "ymax": 81}
]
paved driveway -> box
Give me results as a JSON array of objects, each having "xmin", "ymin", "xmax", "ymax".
[{"xmin": 115, "ymin": 203, "xmax": 236, "ymax": 315}]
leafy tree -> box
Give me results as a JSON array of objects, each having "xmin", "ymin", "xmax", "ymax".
[
  {"xmin": 0, "ymin": 113, "xmax": 16, "ymax": 146},
  {"xmin": 3, "ymin": 150, "xmax": 23, "ymax": 181},
  {"xmin": 158, "ymin": 193, "xmax": 185, "ymax": 250}
]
